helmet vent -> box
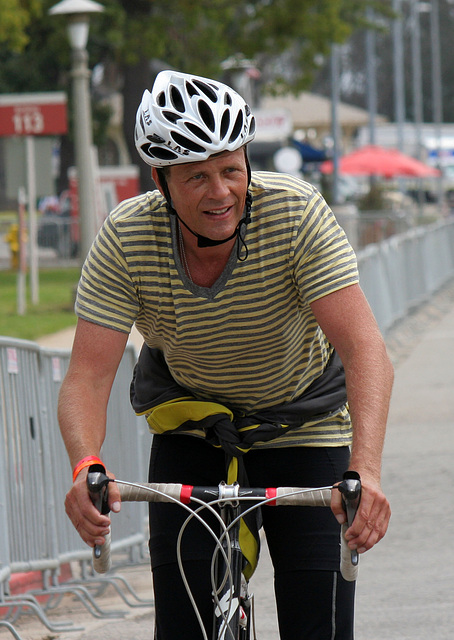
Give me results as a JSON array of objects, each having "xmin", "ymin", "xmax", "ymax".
[
  {"xmin": 229, "ymin": 110, "xmax": 244, "ymax": 143},
  {"xmin": 170, "ymin": 85, "xmax": 185, "ymax": 112},
  {"xmin": 193, "ymin": 80, "xmax": 218, "ymax": 102},
  {"xmin": 249, "ymin": 116, "xmax": 256, "ymax": 136},
  {"xmin": 224, "ymin": 93, "xmax": 232, "ymax": 106},
  {"xmin": 220, "ymin": 110, "xmax": 230, "ymax": 140},
  {"xmin": 185, "ymin": 122, "xmax": 212, "ymax": 144},
  {"xmin": 171, "ymin": 132, "xmax": 206, "ymax": 153},
  {"xmin": 185, "ymin": 81, "xmax": 199, "ymax": 98},
  {"xmin": 198, "ymin": 100, "xmax": 216, "ymax": 132},
  {"xmin": 156, "ymin": 91, "xmax": 166, "ymax": 107},
  {"xmin": 147, "ymin": 146, "xmax": 179, "ymax": 161},
  {"xmin": 163, "ymin": 111, "xmax": 182, "ymax": 124}
]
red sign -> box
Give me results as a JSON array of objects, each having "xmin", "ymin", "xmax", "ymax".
[{"xmin": 0, "ymin": 92, "xmax": 67, "ymax": 137}]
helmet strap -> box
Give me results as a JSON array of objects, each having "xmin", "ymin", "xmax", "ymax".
[
  {"xmin": 157, "ymin": 156, "xmax": 252, "ymax": 251},
  {"xmin": 170, "ymin": 192, "xmax": 251, "ymax": 249}
]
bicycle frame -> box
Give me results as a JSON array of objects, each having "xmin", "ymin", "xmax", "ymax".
[{"xmin": 213, "ymin": 482, "xmax": 252, "ymax": 640}]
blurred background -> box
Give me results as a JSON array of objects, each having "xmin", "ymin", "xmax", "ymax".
[
  {"xmin": 0, "ymin": 0, "xmax": 453, "ymax": 267},
  {"xmin": 1, "ymin": 6, "xmax": 454, "ymax": 638}
]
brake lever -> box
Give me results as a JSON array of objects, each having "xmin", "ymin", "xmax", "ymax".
[
  {"xmin": 337, "ymin": 470, "xmax": 361, "ymax": 566},
  {"xmin": 86, "ymin": 464, "xmax": 111, "ymax": 559}
]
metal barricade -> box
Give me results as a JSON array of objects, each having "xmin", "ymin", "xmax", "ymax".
[
  {"xmin": 0, "ymin": 415, "xmax": 12, "ymax": 596},
  {"xmin": 0, "ymin": 338, "xmax": 59, "ymax": 575},
  {"xmin": 101, "ymin": 346, "xmax": 150, "ymax": 562},
  {"xmin": 0, "ymin": 338, "xmax": 65, "ymax": 638},
  {"xmin": 358, "ymin": 218, "xmax": 454, "ymax": 335},
  {"xmin": 37, "ymin": 344, "xmax": 148, "ymax": 563},
  {"xmin": 0, "ymin": 338, "xmax": 151, "ymax": 635},
  {"xmin": 34, "ymin": 346, "xmax": 80, "ymax": 565},
  {"xmin": 37, "ymin": 344, "xmax": 149, "ymax": 566}
]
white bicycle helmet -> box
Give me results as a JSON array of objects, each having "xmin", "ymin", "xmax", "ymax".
[{"xmin": 135, "ymin": 70, "xmax": 256, "ymax": 167}]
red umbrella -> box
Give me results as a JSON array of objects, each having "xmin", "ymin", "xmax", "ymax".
[{"xmin": 320, "ymin": 145, "xmax": 440, "ymax": 178}]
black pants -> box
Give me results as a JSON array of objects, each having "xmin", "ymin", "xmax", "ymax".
[{"xmin": 148, "ymin": 435, "xmax": 355, "ymax": 640}]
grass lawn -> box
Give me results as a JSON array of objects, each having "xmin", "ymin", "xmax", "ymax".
[{"xmin": 0, "ymin": 267, "xmax": 81, "ymax": 341}]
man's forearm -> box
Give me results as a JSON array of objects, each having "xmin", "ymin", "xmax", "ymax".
[
  {"xmin": 58, "ymin": 373, "xmax": 108, "ymax": 470},
  {"xmin": 345, "ymin": 341, "xmax": 394, "ymax": 481}
]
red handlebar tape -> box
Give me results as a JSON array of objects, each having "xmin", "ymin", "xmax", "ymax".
[{"xmin": 180, "ymin": 484, "xmax": 193, "ymax": 504}]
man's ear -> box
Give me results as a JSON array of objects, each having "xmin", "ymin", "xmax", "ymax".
[{"xmin": 152, "ymin": 168, "xmax": 165, "ymax": 196}]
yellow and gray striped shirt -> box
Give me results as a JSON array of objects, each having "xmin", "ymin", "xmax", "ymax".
[{"xmin": 76, "ymin": 171, "xmax": 359, "ymax": 447}]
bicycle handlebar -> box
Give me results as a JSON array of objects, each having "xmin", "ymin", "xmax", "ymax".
[{"xmin": 87, "ymin": 468, "xmax": 361, "ymax": 581}]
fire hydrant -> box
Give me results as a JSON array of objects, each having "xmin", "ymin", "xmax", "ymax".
[{"xmin": 5, "ymin": 223, "xmax": 26, "ymax": 270}]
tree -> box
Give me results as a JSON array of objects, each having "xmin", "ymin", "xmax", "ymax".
[
  {"xmin": 0, "ymin": 0, "xmax": 394, "ymax": 190},
  {"xmin": 0, "ymin": 0, "xmax": 41, "ymax": 52},
  {"xmin": 90, "ymin": 0, "xmax": 393, "ymax": 188}
]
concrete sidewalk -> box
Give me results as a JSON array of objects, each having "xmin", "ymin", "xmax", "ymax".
[
  {"xmin": 9, "ymin": 281, "xmax": 454, "ymax": 639},
  {"xmin": 354, "ymin": 284, "xmax": 454, "ymax": 639}
]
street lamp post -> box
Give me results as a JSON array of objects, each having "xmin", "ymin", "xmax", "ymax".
[{"xmin": 49, "ymin": 0, "xmax": 104, "ymax": 264}]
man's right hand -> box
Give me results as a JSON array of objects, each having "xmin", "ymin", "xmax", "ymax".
[{"xmin": 65, "ymin": 467, "xmax": 122, "ymax": 548}]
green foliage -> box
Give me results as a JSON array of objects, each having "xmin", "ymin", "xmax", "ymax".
[
  {"xmin": 0, "ymin": 0, "xmax": 395, "ymax": 192},
  {"xmin": 0, "ymin": 0, "xmax": 401, "ymax": 92},
  {"xmin": 0, "ymin": 0, "xmax": 398, "ymax": 92},
  {"xmin": 0, "ymin": 3, "xmax": 68, "ymax": 94},
  {"xmin": 89, "ymin": 0, "xmax": 388, "ymax": 91},
  {"xmin": 0, "ymin": 0, "xmax": 41, "ymax": 52},
  {"xmin": 0, "ymin": 268, "xmax": 80, "ymax": 341},
  {"xmin": 0, "ymin": 0, "xmax": 393, "ymax": 95}
]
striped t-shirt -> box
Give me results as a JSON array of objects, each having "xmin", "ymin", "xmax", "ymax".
[{"xmin": 76, "ymin": 171, "xmax": 359, "ymax": 447}]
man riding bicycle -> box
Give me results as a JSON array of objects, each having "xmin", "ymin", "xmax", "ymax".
[{"xmin": 59, "ymin": 70, "xmax": 393, "ymax": 639}]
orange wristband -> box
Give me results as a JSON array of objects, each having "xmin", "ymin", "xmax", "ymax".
[{"xmin": 72, "ymin": 455, "xmax": 104, "ymax": 483}]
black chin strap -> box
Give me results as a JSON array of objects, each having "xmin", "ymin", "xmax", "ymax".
[
  {"xmin": 176, "ymin": 209, "xmax": 242, "ymax": 248},
  {"xmin": 173, "ymin": 191, "xmax": 251, "ymax": 260},
  {"xmin": 160, "ymin": 175, "xmax": 252, "ymax": 260}
]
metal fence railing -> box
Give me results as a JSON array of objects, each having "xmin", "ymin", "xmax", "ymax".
[
  {"xmin": 36, "ymin": 215, "xmax": 79, "ymax": 259},
  {"xmin": 357, "ymin": 218, "xmax": 454, "ymax": 335},
  {"xmin": 0, "ymin": 340, "xmax": 150, "ymax": 637}
]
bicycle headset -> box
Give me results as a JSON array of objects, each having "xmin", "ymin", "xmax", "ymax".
[{"xmin": 134, "ymin": 70, "xmax": 256, "ymax": 250}]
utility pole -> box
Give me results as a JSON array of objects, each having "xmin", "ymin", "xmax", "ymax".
[{"xmin": 392, "ymin": 0, "xmax": 405, "ymax": 152}]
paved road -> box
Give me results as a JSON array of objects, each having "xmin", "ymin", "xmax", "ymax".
[
  {"xmin": 5, "ymin": 281, "xmax": 454, "ymax": 639},
  {"xmin": 353, "ymin": 284, "xmax": 454, "ymax": 640}
]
